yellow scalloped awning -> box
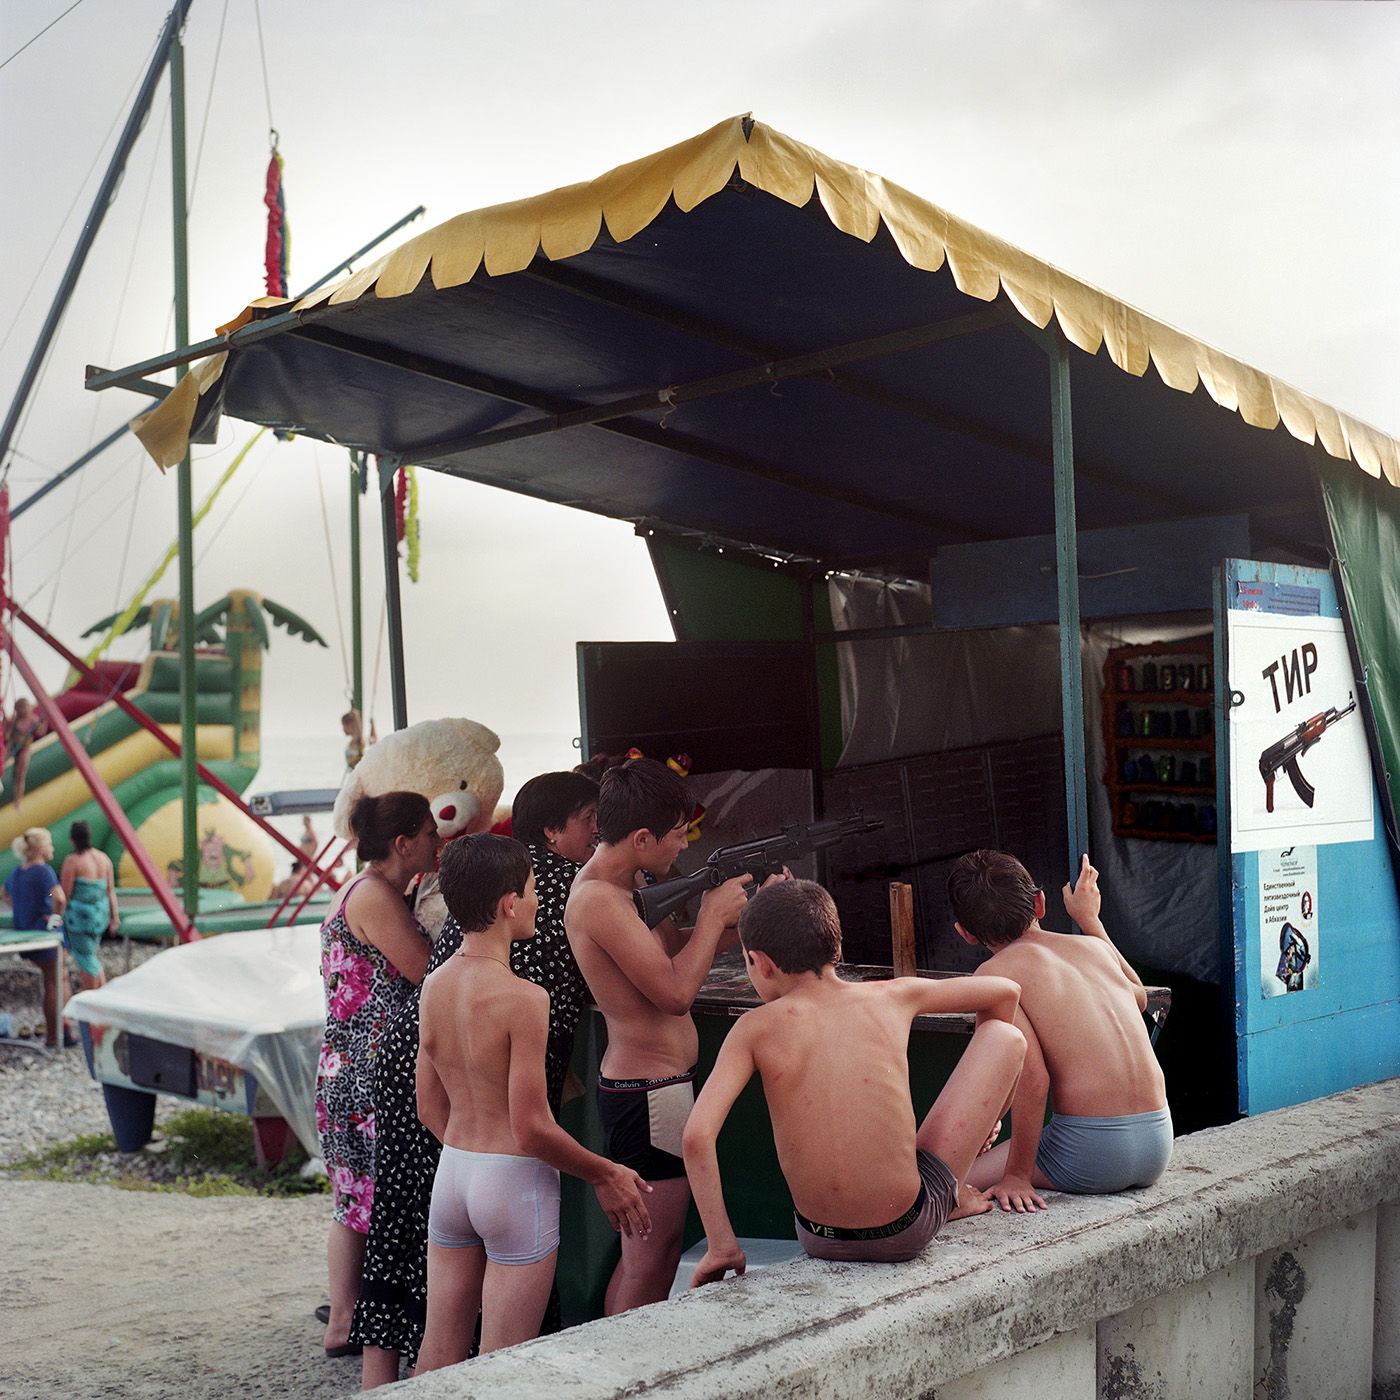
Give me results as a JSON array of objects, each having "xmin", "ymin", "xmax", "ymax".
[{"xmin": 133, "ymin": 115, "xmax": 1398, "ymax": 487}]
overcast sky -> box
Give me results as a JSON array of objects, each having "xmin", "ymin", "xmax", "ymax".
[{"xmin": 1, "ymin": 0, "xmax": 1395, "ymax": 757}]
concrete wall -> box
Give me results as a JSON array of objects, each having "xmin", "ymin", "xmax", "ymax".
[{"xmin": 397, "ymin": 1078, "xmax": 1400, "ymax": 1400}]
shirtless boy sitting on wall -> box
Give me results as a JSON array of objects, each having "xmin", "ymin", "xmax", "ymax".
[
  {"xmin": 415, "ymin": 835, "xmax": 651, "ymax": 1372},
  {"xmin": 957, "ymin": 850, "xmax": 1172, "ymax": 1212},
  {"xmin": 565, "ymin": 758, "xmax": 755, "ymax": 1314},
  {"xmin": 683, "ymin": 880, "xmax": 1026, "ymax": 1283}
]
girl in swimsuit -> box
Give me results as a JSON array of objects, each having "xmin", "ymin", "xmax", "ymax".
[{"xmin": 7, "ymin": 698, "xmax": 44, "ymax": 812}]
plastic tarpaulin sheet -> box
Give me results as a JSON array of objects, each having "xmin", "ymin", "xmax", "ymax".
[
  {"xmin": 65, "ymin": 927, "xmax": 325, "ymax": 1157},
  {"xmin": 827, "ymin": 576, "xmax": 1063, "ymax": 765},
  {"xmin": 828, "ymin": 575, "xmax": 1218, "ymax": 979},
  {"xmin": 1318, "ymin": 453, "xmax": 1400, "ymax": 844}
]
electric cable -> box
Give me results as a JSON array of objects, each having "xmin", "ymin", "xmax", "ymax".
[
  {"xmin": 187, "ymin": 0, "xmax": 231, "ymax": 210},
  {"xmin": 312, "ymin": 445, "xmax": 352, "ymax": 690},
  {"xmin": 0, "ymin": 0, "xmax": 87, "ymax": 74},
  {"xmin": 194, "ymin": 431, "xmax": 273, "ymax": 561},
  {"xmin": 251, "ymin": 0, "xmax": 276, "ymax": 133},
  {"xmin": 0, "ymin": 29, "xmax": 154, "ymax": 360}
]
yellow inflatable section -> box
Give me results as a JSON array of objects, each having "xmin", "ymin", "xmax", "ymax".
[
  {"xmin": 0, "ymin": 725, "xmax": 231, "ymax": 849},
  {"xmin": 117, "ymin": 794, "xmax": 275, "ymax": 904}
]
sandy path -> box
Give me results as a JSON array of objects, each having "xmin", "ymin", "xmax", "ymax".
[{"xmin": 0, "ymin": 1180, "xmax": 367, "ymax": 1400}]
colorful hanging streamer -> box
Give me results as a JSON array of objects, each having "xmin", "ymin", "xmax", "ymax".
[
  {"xmin": 392, "ymin": 466, "xmax": 420, "ymax": 583},
  {"xmin": 405, "ymin": 467, "xmax": 420, "ymax": 583},
  {"xmin": 264, "ymin": 147, "xmax": 289, "ymax": 298}
]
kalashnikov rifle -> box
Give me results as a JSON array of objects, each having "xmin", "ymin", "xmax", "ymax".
[
  {"xmin": 1258, "ymin": 699, "xmax": 1356, "ymax": 812},
  {"xmin": 632, "ymin": 813, "xmax": 884, "ymax": 929}
]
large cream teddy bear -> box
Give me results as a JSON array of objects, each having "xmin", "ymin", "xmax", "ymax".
[{"xmin": 331, "ymin": 716, "xmax": 505, "ymax": 936}]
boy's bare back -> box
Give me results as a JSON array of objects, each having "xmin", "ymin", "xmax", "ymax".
[
  {"xmin": 978, "ymin": 929, "xmax": 1163, "ymax": 1117},
  {"xmin": 418, "ymin": 953, "xmax": 551, "ymax": 1154},
  {"xmin": 734, "ymin": 978, "xmax": 949, "ymax": 1227},
  {"xmin": 970, "ymin": 856, "xmax": 1165, "ymax": 1120}
]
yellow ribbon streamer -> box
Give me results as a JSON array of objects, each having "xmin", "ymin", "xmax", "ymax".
[
  {"xmin": 405, "ymin": 464, "xmax": 420, "ymax": 583},
  {"xmin": 83, "ymin": 429, "xmax": 266, "ymax": 666}
]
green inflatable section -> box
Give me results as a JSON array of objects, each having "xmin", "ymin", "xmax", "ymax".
[{"xmin": 0, "ymin": 648, "xmax": 255, "ymax": 886}]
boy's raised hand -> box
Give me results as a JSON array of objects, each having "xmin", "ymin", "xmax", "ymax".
[
  {"xmin": 690, "ymin": 1238, "xmax": 746, "ymax": 1288},
  {"xmin": 1062, "ymin": 854, "xmax": 1104, "ymax": 932},
  {"xmin": 595, "ymin": 1164, "xmax": 654, "ymax": 1238}
]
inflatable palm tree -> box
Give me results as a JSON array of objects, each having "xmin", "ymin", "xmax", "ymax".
[
  {"xmin": 82, "ymin": 590, "xmax": 327, "ymax": 768},
  {"xmin": 83, "ymin": 592, "xmax": 327, "ymax": 653}
]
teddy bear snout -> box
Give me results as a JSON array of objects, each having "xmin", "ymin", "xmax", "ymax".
[{"xmin": 431, "ymin": 790, "xmax": 480, "ymax": 836}]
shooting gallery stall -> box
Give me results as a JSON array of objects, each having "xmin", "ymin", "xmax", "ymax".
[{"xmin": 103, "ymin": 118, "xmax": 1400, "ymax": 1134}]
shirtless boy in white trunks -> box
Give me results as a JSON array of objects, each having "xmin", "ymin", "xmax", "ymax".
[
  {"xmin": 415, "ymin": 835, "xmax": 651, "ymax": 1371},
  {"xmin": 565, "ymin": 758, "xmax": 756, "ymax": 1314},
  {"xmin": 683, "ymin": 879, "xmax": 1026, "ymax": 1282},
  {"xmin": 957, "ymin": 851, "xmax": 1172, "ymax": 1212}
]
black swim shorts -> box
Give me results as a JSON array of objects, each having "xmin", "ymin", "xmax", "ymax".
[{"xmin": 595, "ymin": 1067, "xmax": 696, "ymax": 1181}]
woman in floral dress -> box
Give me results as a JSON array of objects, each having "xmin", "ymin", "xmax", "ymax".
[{"xmin": 317, "ymin": 790, "xmax": 440, "ymax": 1357}]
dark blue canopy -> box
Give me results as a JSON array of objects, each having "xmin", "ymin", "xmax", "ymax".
[{"xmin": 106, "ymin": 117, "xmax": 1396, "ymax": 580}]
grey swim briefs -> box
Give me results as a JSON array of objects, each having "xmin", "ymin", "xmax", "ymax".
[
  {"xmin": 1035, "ymin": 1106, "xmax": 1173, "ymax": 1194},
  {"xmin": 793, "ymin": 1148, "xmax": 957, "ymax": 1263}
]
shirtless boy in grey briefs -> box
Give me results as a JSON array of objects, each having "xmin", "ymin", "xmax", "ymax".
[
  {"xmin": 414, "ymin": 836, "xmax": 650, "ymax": 1373},
  {"xmin": 956, "ymin": 851, "xmax": 1172, "ymax": 1212}
]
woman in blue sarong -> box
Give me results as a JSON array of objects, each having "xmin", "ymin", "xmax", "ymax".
[{"xmin": 59, "ymin": 820, "xmax": 119, "ymax": 990}]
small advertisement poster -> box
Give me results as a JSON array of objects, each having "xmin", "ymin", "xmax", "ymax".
[
  {"xmin": 1227, "ymin": 609, "xmax": 1373, "ymax": 852},
  {"xmin": 1259, "ymin": 845, "xmax": 1319, "ymax": 996}
]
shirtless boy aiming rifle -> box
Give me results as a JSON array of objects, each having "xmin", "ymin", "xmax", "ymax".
[
  {"xmin": 415, "ymin": 835, "xmax": 651, "ymax": 1371},
  {"xmin": 565, "ymin": 758, "xmax": 760, "ymax": 1313},
  {"xmin": 957, "ymin": 850, "xmax": 1172, "ymax": 1212},
  {"xmin": 683, "ymin": 880, "xmax": 1026, "ymax": 1284}
]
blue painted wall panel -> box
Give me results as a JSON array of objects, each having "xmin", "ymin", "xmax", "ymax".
[{"xmin": 1225, "ymin": 559, "xmax": 1400, "ymax": 1116}]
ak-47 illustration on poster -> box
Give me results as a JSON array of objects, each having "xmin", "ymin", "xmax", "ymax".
[
  {"xmin": 1259, "ymin": 844, "xmax": 1319, "ymax": 997},
  {"xmin": 1227, "ymin": 608, "xmax": 1373, "ymax": 852}
]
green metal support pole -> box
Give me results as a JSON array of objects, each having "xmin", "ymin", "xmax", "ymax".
[
  {"xmin": 170, "ymin": 25, "xmax": 199, "ymax": 919},
  {"xmin": 378, "ymin": 457, "xmax": 408, "ymax": 730},
  {"xmin": 1050, "ymin": 329, "xmax": 1089, "ymax": 883},
  {"xmin": 350, "ymin": 453, "xmax": 363, "ymax": 718}
]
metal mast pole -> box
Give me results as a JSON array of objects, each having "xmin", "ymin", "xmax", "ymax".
[
  {"xmin": 0, "ymin": 0, "xmax": 194, "ymax": 475},
  {"xmin": 350, "ymin": 453, "xmax": 363, "ymax": 718},
  {"xmin": 378, "ymin": 456, "xmax": 408, "ymax": 730},
  {"xmin": 170, "ymin": 23, "xmax": 199, "ymax": 919},
  {"xmin": 1049, "ymin": 329, "xmax": 1089, "ymax": 883}
]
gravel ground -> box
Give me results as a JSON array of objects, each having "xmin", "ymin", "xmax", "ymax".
[
  {"xmin": 0, "ymin": 939, "xmax": 183, "ymax": 1166},
  {"xmin": 0, "ymin": 939, "xmax": 366, "ymax": 1400}
]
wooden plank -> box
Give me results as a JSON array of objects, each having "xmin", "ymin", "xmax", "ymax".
[{"xmin": 889, "ymin": 881, "xmax": 917, "ymax": 977}]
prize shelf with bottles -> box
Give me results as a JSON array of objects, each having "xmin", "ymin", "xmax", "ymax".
[{"xmin": 1103, "ymin": 636, "xmax": 1217, "ymax": 842}]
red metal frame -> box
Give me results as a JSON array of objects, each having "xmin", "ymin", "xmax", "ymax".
[
  {"xmin": 265, "ymin": 833, "xmax": 350, "ymax": 927},
  {"xmin": 9, "ymin": 605, "xmax": 343, "ymax": 935},
  {"xmin": 16, "ymin": 606, "xmax": 340, "ymax": 888},
  {"xmin": 1, "ymin": 620, "xmax": 198, "ymax": 941}
]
